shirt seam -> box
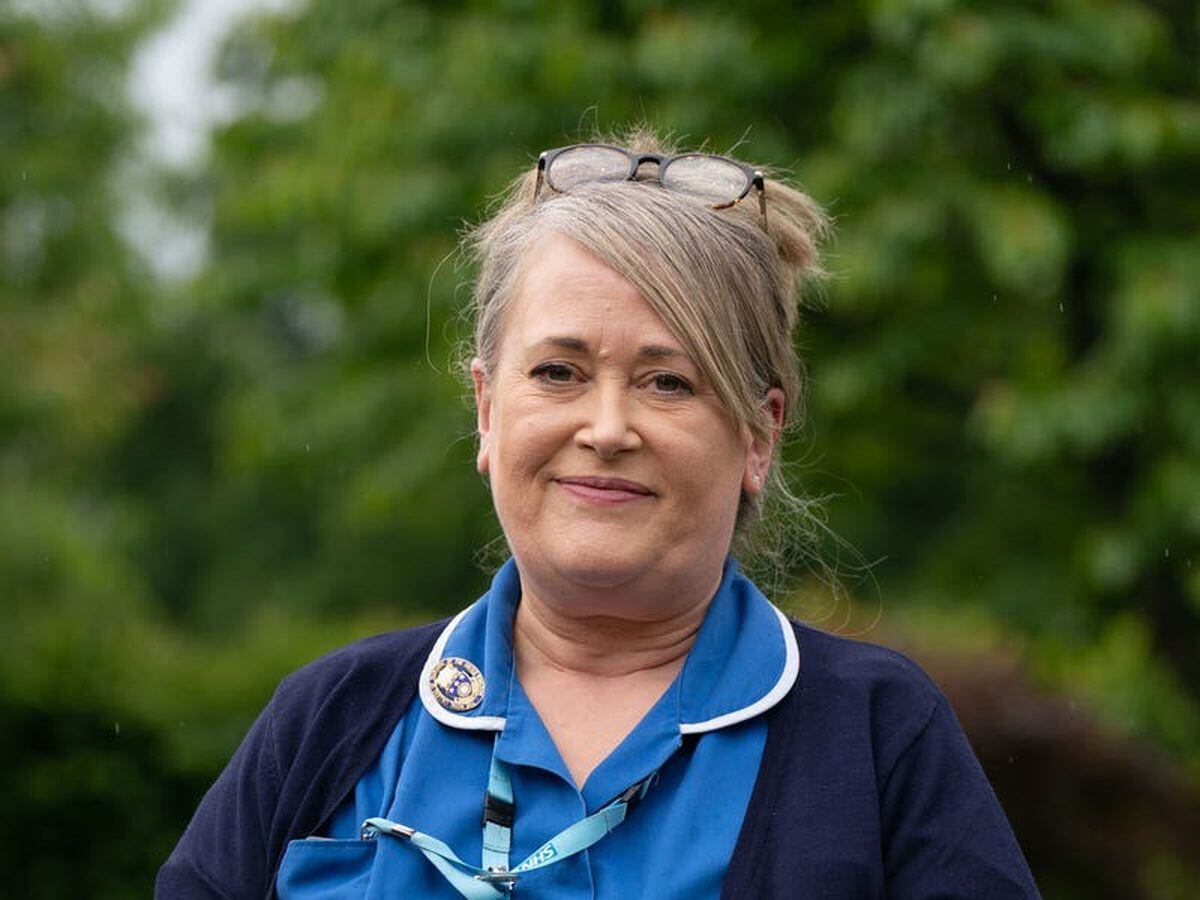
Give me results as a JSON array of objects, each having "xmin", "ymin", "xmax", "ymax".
[{"xmin": 878, "ymin": 695, "xmax": 945, "ymax": 795}]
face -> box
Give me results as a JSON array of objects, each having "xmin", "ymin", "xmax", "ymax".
[{"xmin": 472, "ymin": 233, "xmax": 782, "ymax": 612}]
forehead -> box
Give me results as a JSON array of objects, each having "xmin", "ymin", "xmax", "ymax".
[{"xmin": 503, "ymin": 234, "xmax": 684, "ymax": 353}]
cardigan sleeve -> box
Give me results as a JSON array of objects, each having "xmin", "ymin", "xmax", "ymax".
[
  {"xmin": 155, "ymin": 692, "xmax": 283, "ymax": 900},
  {"xmin": 880, "ymin": 697, "xmax": 1041, "ymax": 899}
]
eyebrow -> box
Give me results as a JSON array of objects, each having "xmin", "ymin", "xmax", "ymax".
[{"xmin": 528, "ymin": 336, "xmax": 689, "ymax": 361}]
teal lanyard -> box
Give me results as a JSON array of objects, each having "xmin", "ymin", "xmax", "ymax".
[{"xmin": 361, "ymin": 737, "xmax": 657, "ymax": 898}]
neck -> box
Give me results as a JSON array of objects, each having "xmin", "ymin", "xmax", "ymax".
[{"xmin": 513, "ymin": 584, "xmax": 713, "ymax": 679}]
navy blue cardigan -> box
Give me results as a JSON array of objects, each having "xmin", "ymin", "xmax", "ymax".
[{"xmin": 157, "ymin": 619, "xmax": 1040, "ymax": 899}]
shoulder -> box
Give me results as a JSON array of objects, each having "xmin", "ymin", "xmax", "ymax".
[
  {"xmin": 790, "ymin": 619, "xmax": 942, "ymax": 704},
  {"xmin": 156, "ymin": 618, "xmax": 454, "ymax": 899},
  {"xmin": 743, "ymin": 622, "xmax": 1040, "ymax": 896},
  {"xmin": 269, "ymin": 618, "xmax": 449, "ymax": 733},
  {"xmin": 785, "ymin": 619, "xmax": 949, "ymax": 772}
]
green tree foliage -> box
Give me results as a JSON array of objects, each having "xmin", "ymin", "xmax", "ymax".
[
  {"xmin": 3, "ymin": 0, "xmax": 1198, "ymax": 896},
  {"xmin": 795, "ymin": 0, "xmax": 1200, "ymax": 727},
  {"xmin": 1, "ymin": 4, "xmax": 181, "ymax": 895},
  {"xmin": 187, "ymin": 0, "xmax": 1200, "ymax": 747},
  {"xmin": 0, "ymin": 3, "xmax": 390, "ymax": 895}
]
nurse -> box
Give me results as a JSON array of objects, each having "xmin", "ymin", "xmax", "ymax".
[{"xmin": 158, "ymin": 135, "xmax": 1041, "ymax": 898}]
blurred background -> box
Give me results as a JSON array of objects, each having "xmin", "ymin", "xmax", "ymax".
[{"xmin": 3, "ymin": 0, "xmax": 1199, "ymax": 896}]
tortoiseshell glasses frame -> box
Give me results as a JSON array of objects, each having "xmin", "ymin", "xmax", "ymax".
[{"xmin": 534, "ymin": 143, "xmax": 767, "ymax": 228}]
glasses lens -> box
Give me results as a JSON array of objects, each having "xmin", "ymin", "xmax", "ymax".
[
  {"xmin": 546, "ymin": 146, "xmax": 631, "ymax": 191},
  {"xmin": 661, "ymin": 156, "xmax": 750, "ymax": 205}
]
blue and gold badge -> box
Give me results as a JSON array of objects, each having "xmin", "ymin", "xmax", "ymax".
[{"xmin": 429, "ymin": 657, "xmax": 486, "ymax": 712}]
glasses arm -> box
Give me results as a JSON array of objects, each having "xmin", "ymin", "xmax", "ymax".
[
  {"xmin": 533, "ymin": 154, "xmax": 548, "ymax": 202},
  {"xmin": 754, "ymin": 173, "xmax": 767, "ymax": 231}
]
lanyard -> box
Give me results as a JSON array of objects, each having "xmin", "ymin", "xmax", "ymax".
[{"xmin": 361, "ymin": 736, "xmax": 657, "ymax": 897}]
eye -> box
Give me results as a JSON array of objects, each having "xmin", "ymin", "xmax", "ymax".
[
  {"xmin": 648, "ymin": 372, "xmax": 694, "ymax": 395},
  {"xmin": 531, "ymin": 362, "xmax": 577, "ymax": 384}
]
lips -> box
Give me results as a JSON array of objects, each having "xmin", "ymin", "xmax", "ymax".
[{"xmin": 555, "ymin": 475, "xmax": 655, "ymax": 503}]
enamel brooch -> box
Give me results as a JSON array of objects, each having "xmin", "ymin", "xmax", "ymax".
[{"xmin": 429, "ymin": 656, "xmax": 486, "ymax": 711}]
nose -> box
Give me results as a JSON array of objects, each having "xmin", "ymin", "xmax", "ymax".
[{"xmin": 576, "ymin": 380, "xmax": 642, "ymax": 459}]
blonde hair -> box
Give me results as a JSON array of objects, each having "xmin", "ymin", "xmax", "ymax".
[{"xmin": 465, "ymin": 129, "xmax": 830, "ymax": 556}]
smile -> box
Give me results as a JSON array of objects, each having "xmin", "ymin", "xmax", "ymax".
[{"xmin": 554, "ymin": 476, "xmax": 655, "ymax": 505}]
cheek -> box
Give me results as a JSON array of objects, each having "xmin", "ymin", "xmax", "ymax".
[
  {"xmin": 489, "ymin": 405, "xmax": 569, "ymax": 494},
  {"xmin": 671, "ymin": 431, "xmax": 748, "ymax": 500}
]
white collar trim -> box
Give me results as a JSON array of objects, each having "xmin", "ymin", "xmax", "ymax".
[
  {"xmin": 419, "ymin": 599, "xmax": 798, "ymax": 735},
  {"xmin": 678, "ymin": 604, "xmax": 799, "ymax": 735},
  {"xmin": 418, "ymin": 606, "xmax": 507, "ymax": 732}
]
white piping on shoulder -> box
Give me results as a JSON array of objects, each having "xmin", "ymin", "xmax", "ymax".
[
  {"xmin": 678, "ymin": 604, "xmax": 799, "ymax": 735},
  {"xmin": 418, "ymin": 605, "xmax": 507, "ymax": 731}
]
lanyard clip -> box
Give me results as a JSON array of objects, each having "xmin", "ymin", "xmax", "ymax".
[
  {"xmin": 360, "ymin": 817, "xmax": 415, "ymax": 841},
  {"xmin": 618, "ymin": 771, "xmax": 657, "ymax": 812},
  {"xmin": 482, "ymin": 791, "xmax": 515, "ymax": 829},
  {"xmin": 476, "ymin": 866, "xmax": 518, "ymax": 890}
]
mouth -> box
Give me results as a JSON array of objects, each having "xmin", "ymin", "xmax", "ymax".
[{"xmin": 554, "ymin": 476, "xmax": 655, "ymax": 504}]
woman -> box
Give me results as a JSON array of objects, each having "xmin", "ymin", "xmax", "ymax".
[{"xmin": 158, "ymin": 134, "xmax": 1040, "ymax": 899}]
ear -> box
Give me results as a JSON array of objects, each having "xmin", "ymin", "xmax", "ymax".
[
  {"xmin": 742, "ymin": 387, "xmax": 785, "ymax": 495},
  {"xmin": 470, "ymin": 358, "xmax": 492, "ymax": 477}
]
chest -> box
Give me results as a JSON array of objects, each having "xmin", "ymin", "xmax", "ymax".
[{"xmin": 278, "ymin": 702, "xmax": 772, "ymax": 900}]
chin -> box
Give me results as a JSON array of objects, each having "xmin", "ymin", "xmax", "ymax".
[
  {"xmin": 556, "ymin": 548, "xmax": 648, "ymax": 587},
  {"xmin": 536, "ymin": 533, "xmax": 658, "ymax": 591}
]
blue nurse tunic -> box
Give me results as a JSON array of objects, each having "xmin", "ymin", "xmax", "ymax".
[{"xmin": 275, "ymin": 557, "xmax": 796, "ymax": 899}]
